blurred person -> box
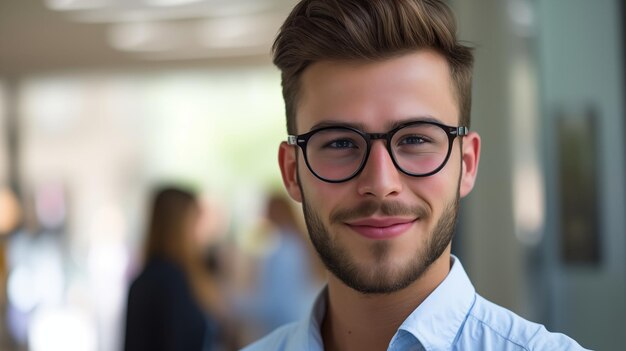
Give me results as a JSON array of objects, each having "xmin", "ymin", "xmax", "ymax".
[
  {"xmin": 0, "ymin": 186, "xmax": 21, "ymax": 348},
  {"xmin": 239, "ymin": 193, "xmax": 323, "ymax": 341},
  {"xmin": 5, "ymin": 189, "xmax": 65, "ymax": 348},
  {"xmin": 124, "ymin": 186, "xmax": 226, "ymax": 351},
  {"xmin": 243, "ymin": 1, "xmax": 588, "ymax": 350}
]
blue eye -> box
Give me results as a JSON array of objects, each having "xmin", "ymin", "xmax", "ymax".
[
  {"xmin": 399, "ymin": 135, "xmax": 429, "ymax": 145},
  {"xmin": 326, "ymin": 139, "xmax": 358, "ymax": 149}
]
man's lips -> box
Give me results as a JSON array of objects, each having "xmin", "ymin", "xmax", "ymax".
[{"xmin": 345, "ymin": 217, "xmax": 417, "ymax": 239}]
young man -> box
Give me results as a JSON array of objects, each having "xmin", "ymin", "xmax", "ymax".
[{"xmin": 244, "ymin": 0, "xmax": 588, "ymax": 350}]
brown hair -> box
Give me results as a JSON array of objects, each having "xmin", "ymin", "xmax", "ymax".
[
  {"xmin": 144, "ymin": 186, "xmax": 198, "ymax": 264},
  {"xmin": 272, "ymin": 0, "xmax": 474, "ymax": 133}
]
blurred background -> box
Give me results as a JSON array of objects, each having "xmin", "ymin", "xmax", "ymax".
[{"xmin": 0, "ymin": 0, "xmax": 623, "ymax": 350}]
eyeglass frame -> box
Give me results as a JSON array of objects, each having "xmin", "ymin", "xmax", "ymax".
[{"xmin": 287, "ymin": 120, "xmax": 469, "ymax": 183}]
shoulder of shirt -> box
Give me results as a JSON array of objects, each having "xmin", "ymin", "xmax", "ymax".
[
  {"xmin": 464, "ymin": 294, "xmax": 589, "ymax": 350},
  {"xmin": 240, "ymin": 321, "xmax": 304, "ymax": 351}
]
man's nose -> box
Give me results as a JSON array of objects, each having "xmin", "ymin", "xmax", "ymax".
[{"xmin": 356, "ymin": 140, "xmax": 403, "ymax": 198}]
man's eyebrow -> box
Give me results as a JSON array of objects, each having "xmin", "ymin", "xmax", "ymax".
[
  {"xmin": 309, "ymin": 120, "xmax": 367, "ymax": 131},
  {"xmin": 308, "ymin": 115, "xmax": 443, "ymax": 132},
  {"xmin": 387, "ymin": 116, "xmax": 442, "ymax": 130}
]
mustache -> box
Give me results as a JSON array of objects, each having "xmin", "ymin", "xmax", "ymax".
[{"xmin": 330, "ymin": 200, "xmax": 429, "ymax": 223}]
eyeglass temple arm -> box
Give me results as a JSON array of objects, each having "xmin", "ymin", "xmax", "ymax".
[
  {"xmin": 455, "ymin": 126, "xmax": 469, "ymax": 136},
  {"xmin": 287, "ymin": 135, "xmax": 299, "ymax": 145}
]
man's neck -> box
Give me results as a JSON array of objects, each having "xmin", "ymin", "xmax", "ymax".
[{"xmin": 321, "ymin": 252, "xmax": 452, "ymax": 351}]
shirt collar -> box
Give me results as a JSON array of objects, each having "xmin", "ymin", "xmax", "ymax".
[
  {"xmin": 305, "ymin": 255, "xmax": 475, "ymax": 351},
  {"xmin": 395, "ymin": 255, "xmax": 476, "ymax": 350},
  {"xmin": 296, "ymin": 286, "xmax": 326, "ymax": 351}
]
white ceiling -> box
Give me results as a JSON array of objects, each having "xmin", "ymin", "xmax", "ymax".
[{"xmin": 0, "ymin": 0, "xmax": 297, "ymax": 75}]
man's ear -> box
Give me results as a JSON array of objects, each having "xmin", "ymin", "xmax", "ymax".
[
  {"xmin": 459, "ymin": 132, "xmax": 481, "ymax": 198},
  {"xmin": 278, "ymin": 141, "xmax": 303, "ymax": 203}
]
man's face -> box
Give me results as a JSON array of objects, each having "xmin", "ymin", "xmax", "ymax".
[{"xmin": 279, "ymin": 50, "xmax": 480, "ymax": 294}]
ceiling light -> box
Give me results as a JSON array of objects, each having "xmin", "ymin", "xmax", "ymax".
[
  {"xmin": 142, "ymin": 0, "xmax": 204, "ymax": 7},
  {"xmin": 108, "ymin": 21, "xmax": 180, "ymax": 52},
  {"xmin": 199, "ymin": 14, "xmax": 280, "ymax": 49},
  {"xmin": 44, "ymin": 0, "xmax": 108, "ymax": 11}
]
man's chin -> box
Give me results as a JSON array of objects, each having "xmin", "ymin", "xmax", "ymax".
[
  {"xmin": 330, "ymin": 254, "xmax": 429, "ymax": 295},
  {"xmin": 341, "ymin": 271, "xmax": 420, "ymax": 295}
]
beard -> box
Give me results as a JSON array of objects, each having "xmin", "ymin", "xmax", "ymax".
[{"xmin": 302, "ymin": 191, "xmax": 459, "ymax": 295}]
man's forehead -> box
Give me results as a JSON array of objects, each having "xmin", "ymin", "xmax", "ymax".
[{"xmin": 294, "ymin": 51, "xmax": 459, "ymax": 132}]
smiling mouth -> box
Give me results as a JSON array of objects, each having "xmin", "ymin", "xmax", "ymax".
[{"xmin": 345, "ymin": 218, "xmax": 418, "ymax": 240}]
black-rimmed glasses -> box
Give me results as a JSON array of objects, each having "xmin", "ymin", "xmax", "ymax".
[{"xmin": 288, "ymin": 121, "xmax": 468, "ymax": 183}]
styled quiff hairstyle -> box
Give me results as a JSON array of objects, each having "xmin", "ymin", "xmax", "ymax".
[{"xmin": 272, "ymin": 0, "xmax": 474, "ymax": 134}]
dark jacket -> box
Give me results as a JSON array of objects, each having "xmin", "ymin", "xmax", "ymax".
[{"xmin": 124, "ymin": 257, "xmax": 214, "ymax": 351}]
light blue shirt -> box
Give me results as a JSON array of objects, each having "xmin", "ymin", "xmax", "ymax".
[{"xmin": 242, "ymin": 256, "xmax": 589, "ymax": 351}]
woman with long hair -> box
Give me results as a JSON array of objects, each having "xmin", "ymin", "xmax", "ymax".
[{"xmin": 124, "ymin": 186, "xmax": 224, "ymax": 351}]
